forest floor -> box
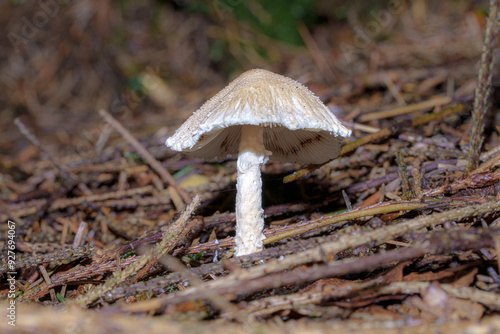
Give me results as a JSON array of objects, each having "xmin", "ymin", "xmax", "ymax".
[{"xmin": 1, "ymin": 1, "xmax": 500, "ymax": 333}]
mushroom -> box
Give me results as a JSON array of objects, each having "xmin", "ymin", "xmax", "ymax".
[{"xmin": 166, "ymin": 69, "xmax": 351, "ymax": 256}]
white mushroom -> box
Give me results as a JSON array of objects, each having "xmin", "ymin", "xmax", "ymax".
[{"xmin": 166, "ymin": 69, "xmax": 351, "ymax": 256}]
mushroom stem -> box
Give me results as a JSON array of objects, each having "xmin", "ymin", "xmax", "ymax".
[{"xmin": 234, "ymin": 125, "xmax": 270, "ymax": 256}]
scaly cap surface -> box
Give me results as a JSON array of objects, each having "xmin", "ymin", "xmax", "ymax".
[{"xmin": 166, "ymin": 69, "xmax": 351, "ymax": 164}]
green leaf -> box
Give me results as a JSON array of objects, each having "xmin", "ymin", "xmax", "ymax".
[
  {"xmin": 327, "ymin": 209, "xmax": 348, "ymax": 216},
  {"xmin": 121, "ymin": 251, "xmax": 136, "ymax": 258},
  {"xmin": 173, "ymin": 165, "xmax": 193, "ymax": 179},
  {"xmin": 188, "ymin": 252, "xmax": 204, "ymax": 261},
  {"xmin": 56, "ymin": 293, "xmax": 66, "ymax": 303},
  {"xmin": 123, "ymin": 152, "xmax": 141, "ymax": 162}
]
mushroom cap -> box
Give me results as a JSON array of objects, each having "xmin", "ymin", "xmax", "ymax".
[{"xmin": 166, "ymin": 69, "xmax": 351, "ymax": 164}]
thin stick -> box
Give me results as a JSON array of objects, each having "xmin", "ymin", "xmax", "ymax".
[
  {"xmin": 49, "ymin": 185, "xmax": 155, "ymax": 211},
  {"xmin": 92, "ymin": 123, "xmax": 113, "ymax": 162},
  {"xmin": 98, "ymin": 109, "xmax": 190, "ymax": 209},
  {"xmin": 358, "ymin": 96, "xmax": 451, "ymax": 122},
  {"xmin": 342, "ymin": 190, "xmax": 352, "ymax": 211},
  {"xmin": 411, "ymin": 103, "xmax": 464, "ymax": 126},
  {"xmin": 383, "ymin": 73, "xmax": 406, "ymax": 106},
  {"xmin": 263, "ymin": 201, "xmax": 427, "ymax": 245},
  {"xmin": 379, "ymin": 184, "xmax": 386, "ymax": 203},
  {"xmin": 60, "ymin": 284, "xmax": 67, "ymax": 300},
  {"xmin": 72, "ymin": 222, "xmax": 88, "ymax": 248},
  {"xmin": 343, "ymin": 121, "xmax": 381, "ymax": 133},
  {"xmin": 297, "ymin": 21, "xmax": 338, "ymax": 83},
  {"xmin": 38, "ymin": 265, "xmax": 56, "ymax": 303}
]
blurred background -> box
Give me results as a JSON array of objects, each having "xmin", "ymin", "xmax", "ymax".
[{"xmin": 0, "ymin": 0, "xmax": 492, "ymax": 161}]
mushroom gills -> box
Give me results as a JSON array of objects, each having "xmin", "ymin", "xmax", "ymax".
[{"xmin": 188, "ymin": 124, "xmax": 343, "ymax": 164}]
